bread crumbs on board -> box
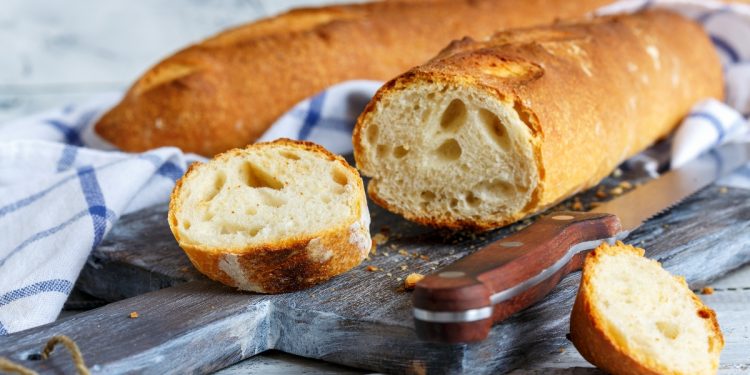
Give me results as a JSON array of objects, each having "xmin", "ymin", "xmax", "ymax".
[
  {"xmin": 372, "ymin": 232, "xmax": 389, "ymax": 245},
  {"xmin": 595, "ymin": 188, "xmax": 608, "ymax": 199},
  {"xmin": 129, "ymin": 311, "xmax": 139, "ymax": 319},
  {"xmin": 404, "ymin": 273, "xmax": 425, "ymax": 290},
  {"xmin": 571, "ymin": 197, "xmax": 583, "ymax": 211}
]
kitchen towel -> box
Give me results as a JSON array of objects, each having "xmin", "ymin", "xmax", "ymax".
[{"xmin": 1, "ymin": 0, "xmax": 749, "ymax": 335}]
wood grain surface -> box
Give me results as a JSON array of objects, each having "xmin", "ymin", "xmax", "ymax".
[{"xmin": 2, "ymin": 183, "xmax": 749, "ymax": 374}]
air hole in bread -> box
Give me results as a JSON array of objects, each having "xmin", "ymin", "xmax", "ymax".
[
  {"xmin": 440, "ymin": 99, "xmax": 467, "ymax": 132},
  {"xmin": 280, "ymin": 151, "xmax": 301, "ymax": 160},
  {"xmin": 435, "ymin": 139, "xmax": 462, "ymax": 161},
  {"xmin": 421, "ymin": 108, "xmax": 432, "ymax": 123},
  {"xmin": 246, "ymin": 226, "xmax": 262, "ymax": 237},
  {"xmin": 202, "ymin": 171, "xmax": 226, "ymax": 202},
  {"xmin": 465, "ymin": 191, "xmax": 481, "ymax": 207},
  {"xmin": 246, "ymin": 206, "xmax": 257, "ymax": 215},
  {"xmin": 220, "ymin": 224, "xmax": 243, "ymax": 235},
  {"xmin": 482, "ymin": 179, "xmax": 514, "ymax": 196},
  {"xmin": 332, "ymin": 167, "xmax": 349, "ymax": 186},
  {"xmin": 260, "ymin": 191, "xmax": 286, "ymax": 207},
  {"xmin": 479, "ymin": 108, "xmax": 511, "ymax": 150},
  {"xmin": 203, "ymin": 211, "xmax": 214, "ymax": 221},
  {"xmin": 420, "ymin": 191, "xmax": 436, "ymax": 201},
  {"xmin": 183, "ymin": 220, "xmax": 191, "ymax": 230},
  {"xmin": 656, "ymin": 321, "xmax": 680, "ymax": 340},
  {"xmin": 393, "ymin": 145, "xmax": 409, "ymax": 159},
  {"xmin": 366, "ymin": 124, "xmax": 379, "ymax": 143},
  {"xmin": 376, "ymin": 144, "xmax": 390, "ymax": 158},
  {"xmin": 241, "ymin": 161, "xmax": 283, "ymax": 190},
  {"xmin": 449, "ymin": 198, "xmax": 459, "ymax": 208}
]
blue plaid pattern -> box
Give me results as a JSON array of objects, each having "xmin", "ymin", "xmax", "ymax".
[
  {"xmin": 0, "ymin": 280, "xmax": 74, "ymax": 308},
  {"xmin": 0, "ymin": 0, "xmax": 749, "ymax": 336}
]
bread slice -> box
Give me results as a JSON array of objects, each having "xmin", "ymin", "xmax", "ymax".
[
  {"xmin": 353, "ymin": 10, "xmax": 723, "ymax": 230},
  {"xmin": 168, "ymin": 139, "xmax": 371, "ymax": 293},
  {"xmin": 570, "ymin": 242, "xmax": 724, "ymax": 375}
]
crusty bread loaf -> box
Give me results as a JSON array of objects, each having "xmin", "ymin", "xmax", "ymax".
[
  {"xmin": 353, "ymin": 10, "xmax": 723, "ymax": 231},
  {"xmin": 168, "ymin": 139, "xmax": 371, "ymax": 293},
  {"xmin": 94, "ymin": 0, "xmax": 612, "ymax": 156},
  {"xmin": 570, "ymin": 242, "xmax": 724, "ymax": 375}
]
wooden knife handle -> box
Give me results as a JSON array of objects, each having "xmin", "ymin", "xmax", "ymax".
[{"xmin": 412, "ymin": 211, "xmax": 621, "ymax": 343}]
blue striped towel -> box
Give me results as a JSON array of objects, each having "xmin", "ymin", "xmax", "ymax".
[{"xmin": 1, "ymin": 0, "xmax": 749, "ymax": 336}]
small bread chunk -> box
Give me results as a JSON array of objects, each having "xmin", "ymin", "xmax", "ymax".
[
  {"xmin": 168, "ymin": 139, "xmax": 371, "ymax": 293},
  {"xmin": 570, "ymin": 242, "xmax": 724, "ymax": 375},
  {"xmin": 404, "ymin": 273, "xmax": 424, "ymax": 290}
]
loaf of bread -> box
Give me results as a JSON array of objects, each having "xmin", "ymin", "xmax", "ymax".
[
  {"xmin": 168, "ymin": 139, "xmax": 371, "ymax": 293},
  {"xmin": 570, "ymin": 242, "xmax": 723, "ymax": 375},
  {"xmin": 94, "ymin": 0, "xmax": 612, "ymax": 156},
  {"xmin": 353, "ymin": 10, "xmax": 723, "ymax": 231}
]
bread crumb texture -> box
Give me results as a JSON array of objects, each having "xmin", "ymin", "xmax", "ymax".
[
  {"xmin": 357, "ymin": 82, "xmax": 537, "ymax": 231},
  {"xmin": 168, "ymin": 139, "xmax": 371, "ymax": 293},
  {"xmin": 571, "ymin": 241, "xmax": 723, "ymax": 375}
]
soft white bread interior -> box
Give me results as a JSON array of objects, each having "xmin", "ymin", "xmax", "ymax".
[
  {"xmin": 357, "ymin": 82, "xmax": 538, "ymax": 230},
  {"xmin": 570, "ymin": 242, "xmax": 724, "ymax": 375},
  {"xmin": 168, "ymin": 138, "xmax": 371, "ymax": 293}
]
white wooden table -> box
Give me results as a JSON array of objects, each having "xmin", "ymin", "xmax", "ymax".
[{"xmin": 2, "ymin": 1, "xmax": 748, "ymax": 373}]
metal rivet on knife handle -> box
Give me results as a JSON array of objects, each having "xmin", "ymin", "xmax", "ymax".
[
  {"xmin": 438, "ymin": 271, "xmax": 465, "ymax": 278},
  {"xmin": 551, "ymin": 215, "xmax": 575, "ymax": 220}
]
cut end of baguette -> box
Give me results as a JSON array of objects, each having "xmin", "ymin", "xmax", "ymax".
[
  {"xmin": 168, "ymin": 139, "xmax": 371, "ymax": 293},
  {"xmin": 354, "ymin": 79, "xmax": 538, "ymax": 230},
  {"xmin": 570, "ymin": 242, "xmax": 724, "ymax": 375}
]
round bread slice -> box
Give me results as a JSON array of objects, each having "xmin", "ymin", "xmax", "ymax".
[
  {"xmin": 570, "ymin": 242, "xmax": 724, "ymax": 375},
  {"xmin": 168, "ymin": 139, "xmax": 371, "ymax": 293}
]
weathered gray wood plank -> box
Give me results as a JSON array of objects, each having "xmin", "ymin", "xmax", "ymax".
[
  {"xmin": 214, "ymin": 350, "xmax": 367, "ymax": 375},
  {"xmin": 2, "ymin": 185, "xmax": 749, "ymax": 374}
]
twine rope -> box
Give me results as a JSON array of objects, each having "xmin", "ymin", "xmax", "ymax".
[{"xmin": 0, "ymin": 335, "xmax": 89, "ymax": 375}]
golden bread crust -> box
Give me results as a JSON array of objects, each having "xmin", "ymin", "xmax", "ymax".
[
  {"xmin": 569, "ymin": 242, "xmax": 724, "ymax": 375},
  {"xmin": 168, "ymin": 139, "xmax": 371, "ymax": 293},
  {"xmin": 353, "ymin": 10, "xmax": 723, "ymax": 230},
  {"xmin": 95, "ymin": 0, "xmax": 611, "ymax": 156}
]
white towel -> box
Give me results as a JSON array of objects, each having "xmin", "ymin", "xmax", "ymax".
[{"xmin": 1, "ymin": 0, "xmax": 749, "ymax": 335}]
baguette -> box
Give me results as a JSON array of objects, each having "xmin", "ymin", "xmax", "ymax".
[
  {"xmin": 168, "ymin": 139, "xmax": 371, "ymax": 293},
  {"xmin": 94, "ymin": 0, "xmax": 611, "ymax": 156},
  {"xmin": 570, "ymin": 242, "xmax": 723, "ymax": 374},
  {"xmin": 353, "ymin": 10, "xmax": 723, "ymax": 230}
]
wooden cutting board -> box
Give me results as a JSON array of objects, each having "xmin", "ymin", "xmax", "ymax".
[{"xmin": 2, "ymin": 175, "xmax": 750, "ymax": 374}]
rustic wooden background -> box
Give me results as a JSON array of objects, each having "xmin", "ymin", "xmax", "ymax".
[{"xmin": 1, "ymin": 0, "xmax": 749, "ymax": 373}]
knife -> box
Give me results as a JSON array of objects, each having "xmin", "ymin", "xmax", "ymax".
[{"xmin": 412, "ymin": 142, "xmax": 750, "ymax": 343}]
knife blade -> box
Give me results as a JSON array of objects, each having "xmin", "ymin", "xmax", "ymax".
[{"xmin": 412, "ymin": 142, "xmax": 750, "ymax": 343}]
